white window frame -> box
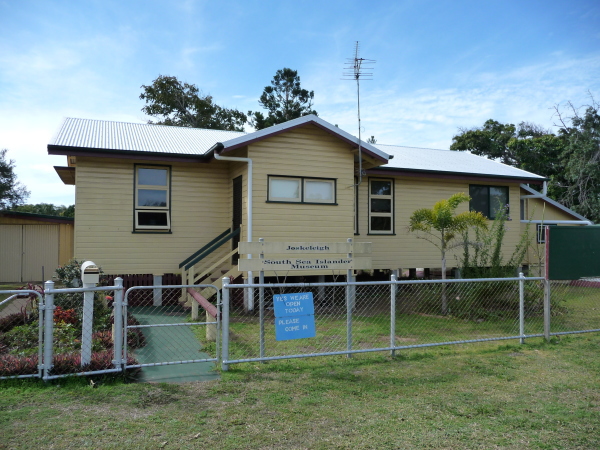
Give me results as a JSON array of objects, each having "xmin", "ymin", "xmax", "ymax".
[
  {"xmin": 268, "ymin": 176, "xmax": 301, "ymax": 202},
  {"xmin": 134, "ymin": 165, "xmax": 171, "ymax": 231},
  {"xmin": 368, "ymin": 178, "xmax": 394, "ymax": 234},
  {"xmin": 268, "ymin": 175, "xmax": 336, "ymax": 204}
]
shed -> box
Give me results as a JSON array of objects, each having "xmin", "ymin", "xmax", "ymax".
[{"xmin": 0, "ymin": 211, "xmax": 74, "ymax": 282}]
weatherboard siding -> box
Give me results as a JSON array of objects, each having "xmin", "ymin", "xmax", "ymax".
[
  {"xmin": 74, "ymin": 157, "xmax": 229, "ymax": 274},
  {"xmin": 245, "ymin": 125, "xmax": 355, "ymax": 275},
  {"xmin": 356, "ymin": 178, "xmax": 523, "ymax": 271}
]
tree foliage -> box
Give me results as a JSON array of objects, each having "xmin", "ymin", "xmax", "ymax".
[
  {"xmin": 140, "ymin": 75, "xmax": 247, "ymax": 131},
  {"xmin": 554, "ymin": 101, "xmax": 600, "ymax": 223},
  {"xmin": 11, "ymin": 203, "xmax": 74, "ymax": 218},
  {"xmin": 249, "ymin": 68, "xmax": 317, "ymax": 130},
  {"xmin": 450, "ymin": 120, "xmax": 565, "ymax": 180},
  {"xmin": 408, "ymin": 193, "xmax": 488, "ymax": 314},
  {"xmin": 0, "ymin": 149, "xmax": 29, "ymax": 210},
  {"xmin": 450, "ymin": 96, "xmax": 600, "ymax": 223}
]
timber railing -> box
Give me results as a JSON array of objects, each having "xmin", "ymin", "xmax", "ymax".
[{"xmin": 179, "ymin": 228, "xmax": 242, "ymax": 309}]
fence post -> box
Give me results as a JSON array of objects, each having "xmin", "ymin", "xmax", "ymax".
[
  {"xmin": 390, "ymin": 273, "xmax": 397, "ymax": 356},
  {"xmin": 544, "ymin": 279, "xmax": 551, "ymax": 341},
  {"xmin": 259, "ymin": 270, "xmax": 265, "ymax": 361},
  {"xmin": 346, "ymin": 270, "xmax": 353, "ymax": 358},
  {"xmin": 43, "ymin": 280, "xmax": 55, "ymax": 381},
  {"xmin": 113, "ymin": 277, "xmax": 124, "ymax": 371},
  {"xmin": 221, "ymin": 277, "xmax": 230, "ymax": 371},
  {"xmin": 519, "ymin": 272, "xmax": 525, "ymax": 344}
]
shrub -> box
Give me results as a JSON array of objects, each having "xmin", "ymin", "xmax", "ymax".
[
  {"xmin": 0, "ymin": 352, "xmax": 140, "ymax": 377},
  {"xmin": 53, "ymin": 306, "xmax": 78, "ymax": 325},
  {"xmin": 2, "ymin": 323, "xmax": 39, "ymax": 355}
]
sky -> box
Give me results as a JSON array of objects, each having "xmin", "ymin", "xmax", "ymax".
[{"xmin": 1, "ymin": 0, "xmax": 599, "ymax": 205}]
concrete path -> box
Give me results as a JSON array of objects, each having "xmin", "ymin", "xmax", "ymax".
[{"xmin": 129, "ymin": 305, "xmax": 220, "ymax": 383}]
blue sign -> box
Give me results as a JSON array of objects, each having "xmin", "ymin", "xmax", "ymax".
[
  {"xmin": 273, "ymin": 292, "xmax": 316, "ymax": 341},
  {"xmin": 273, "ymin": 292, "xmax": 315, "ymax": 317},
  {"xmin": 275, "ymin": 314, "xmax": 316, "ymax": 340}
]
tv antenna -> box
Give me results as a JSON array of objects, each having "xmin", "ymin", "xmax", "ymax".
[{"xmin": 343, "ymin": 41, "xmax": 375, "ymax": 186}]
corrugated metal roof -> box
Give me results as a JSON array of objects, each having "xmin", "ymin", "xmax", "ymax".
[
  {"xmin": 50, "ymin": 118, "xmax": 246, "ymax": 155},
  {"xmin": 374, "ymin": 144, "xmax": 546, "ymax": 180}
]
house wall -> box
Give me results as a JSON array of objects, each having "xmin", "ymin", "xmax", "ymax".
[
  {"xmin": 355, "ymin": 177, "xmax": 523, "ymax": 271},
  {"xmin": 74, "ymin": 156, "xmax": 229, "ymax": 275},
  {"xmin": 245, "ymin": 124, "xmax": 356, "ymax": 275}
]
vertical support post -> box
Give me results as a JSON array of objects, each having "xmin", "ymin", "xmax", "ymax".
[
  {"xmin": 152, "ymin": 274, "xmax": 163, "ymax": 307},
  {"xmin": 113, "ymin": 277, "xmax": 124, "ymax": 371},
  {"xmin": 390, "ymin": 273, "xmax": 397, "ymax": 356},
  {"xmin": 317, "ymin": 275, "xmax": 325, "ymax": 305},
  {"xmin": 544, "ymin": 279, "xmax": 551, "ymax": 341},
  {"xmin": 43, "ymin": 280, "xmax": 55, "ymax": 381},
  {"xmin": 221, "ymin": 277, "xmax": 230, "ymax": 371},
  {"xmin": 259, "ymin": 270, "xmax": 265, "ymax": 361},
  {"xmin": 180, "ymin": 268, "xmax": 187, "ymax": 303},
  {"xmin": 519, "ymin": 272, "xmax": 525, "ymax": 344},
  {"xmin": 346, "ymin": 238, "xmax": 353, "ymax": 358},
  {"xmin": 81, "ymin": 285, "xmax": 95, "ymax": 367}
]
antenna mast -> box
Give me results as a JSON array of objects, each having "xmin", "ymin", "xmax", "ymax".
[{"xmin": 343, "ymin": 41, "xmax": 375, "ymax": 186}]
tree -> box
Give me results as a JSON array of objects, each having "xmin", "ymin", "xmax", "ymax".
[
  {"xmin": 0, "ymin": 149, "xmax": 29, "ymax": 209},
  {"xmin": 408, "ymin": 193, "xmax": 488, "ymax": 315},
  {"xmin": 554, "ymin": 101, "xmax": 600, "ymax": 223},
  {"xmin": 450, "ymin": 120, "xmax": 565, "ymax": 179},
  {"xmin": 249, "ymin": 68, "xmax": 317, "ymax": 130},
  {"xmin": 140, "ymin": 75, "xmax": 247, "ymax": 131},
  {"xmin": 12, "ymin": 203, "xmax": 74, "ymax": 218}
]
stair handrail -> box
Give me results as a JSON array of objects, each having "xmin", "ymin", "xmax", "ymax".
[
  {"xmin": 179, "ymin": 228, "xmax": 232, "ymax": 269},
  {"xmin": 182, "ymin": 228, "xmax": 241, "ymax": 271}
]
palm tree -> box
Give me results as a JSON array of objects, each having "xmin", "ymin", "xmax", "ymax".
[{"xmin": 408, "ymin": 193, "xmax": 487, "ymax": 315}]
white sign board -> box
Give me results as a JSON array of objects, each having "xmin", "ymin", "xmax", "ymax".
[
  {"xmin": 238, "ymin": 241, "xmax": 371, "ymax": 255},
  {"xmin": 238, "ymin": 256, "xmax": 372, "ymax": 271}
]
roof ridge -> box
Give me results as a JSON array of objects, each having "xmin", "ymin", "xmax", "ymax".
[{"xmin": 375, "ymin": 143, "xmax": 450, "ymax": 152}]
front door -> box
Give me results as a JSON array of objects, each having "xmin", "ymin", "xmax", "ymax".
[{"xmin": 232, "ymin": 176, "xmax": 243, "ymax": 264}]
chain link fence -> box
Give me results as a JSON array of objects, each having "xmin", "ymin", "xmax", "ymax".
[
  {"xmin": 549, "ymin": 280, "xmax": 600, "ymax": 336},
  {"xmin": 1, "ymin": 275, "xmax": 598, "ymax": 378},
  {"xmin": 221, "ymin": 275, "xmax": 600, "ymax": 368},
  {"xmin": 123, "ymin": 284, "xmax": 219, "ymax": 371}
]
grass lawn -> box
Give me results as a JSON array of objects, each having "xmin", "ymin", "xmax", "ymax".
[{"xmin": 1, "ymin": 334, "xmax": 599, "ymax": 449}]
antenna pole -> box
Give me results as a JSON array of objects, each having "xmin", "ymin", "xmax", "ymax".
[{"xmin": 343, "ymin": 41, "xmax": 375, "ymax": 188}]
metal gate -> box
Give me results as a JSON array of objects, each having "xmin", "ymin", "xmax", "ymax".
[{"xmin": 123, "ymin": 285, "xmax": 220, "ymax": 378}]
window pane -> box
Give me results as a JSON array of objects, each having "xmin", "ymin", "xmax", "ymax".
[
  {"xmin": 138, "ymin": 189, "xmax": 167, "ymax": 207},
  {"xmin": 270, "ymin": 179, "xmax": 300, "ymax": 199},
  {"xmin": 138, "ymin": 211, "xmax": 168, "ymax": 226},
  {"xmin": 138, "ymin": 168, "xmax": 168, "ymax": 186},
  {"xmin": 490, "ymin": 187, "xmax": 508, "ymax": 219},
  {"xmin": 371, "ymin": 198, "xmax": 391, "ymax": 213},
  {"xmin": 371, "ymin": 180, "xmax": 391, "ymax": 196},
  {"xmin": 469, "ymin": 185, "xmax": 489, "ymax": 217},
  {"xmin": 305, "ymin": 180, "xmax": 333, "ymax": 201},
  {"xmin": 371, "ymin": 216, "xmax": 391, "ymax": 231}
]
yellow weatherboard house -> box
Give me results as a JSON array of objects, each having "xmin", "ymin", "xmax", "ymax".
[{"xmin": 48, "ymin": 115, "xmax": 591, "ymax": 287}]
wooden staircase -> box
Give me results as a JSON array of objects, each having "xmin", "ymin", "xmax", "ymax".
[{"xmin": 178, "ymin": 228, "xmax": 242, "ymax": 319}]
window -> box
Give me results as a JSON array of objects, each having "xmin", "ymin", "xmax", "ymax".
[
  {"xmin": 469, "ymin": 185, "xmax": 509, "ymax": 219},
  {"xmin": 369, "ymin": 178, "xmax": 394, "ymax": 234},
  {"xmin": 536, "ymin": 224, "xmax": 556, "ymax": 244},
  {"xmin": 268, "ymin": 176, "xmax": 336, "ymax": 204},
  {"xmin": 135, "ymin": 165, "xmax": 170, "ymax": 230}
]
